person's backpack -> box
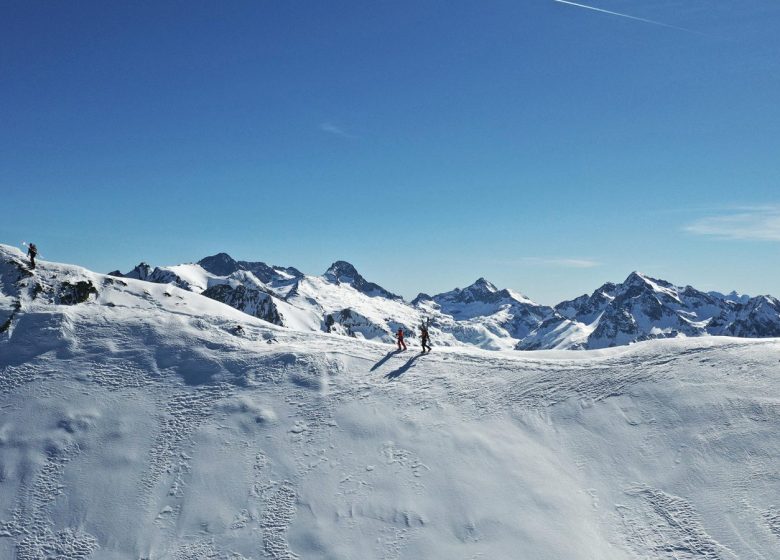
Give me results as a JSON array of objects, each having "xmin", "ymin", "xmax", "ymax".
[{"xmin": 29, "ymin": 244, "xmax": 37, "ymax": 255}]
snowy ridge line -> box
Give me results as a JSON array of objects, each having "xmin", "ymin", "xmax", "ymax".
[
  {"xmin": 3, "ymin": 243, "xmax": 780, "ymax": 354},
  {"xmin": 107, "ymin": 246, "xmax": 780, "ymax": 351}
]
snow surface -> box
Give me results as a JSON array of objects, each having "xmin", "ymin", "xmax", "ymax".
[{"xmin": 2, "ymin": 245, "xmax": 780, "ymax": 558}]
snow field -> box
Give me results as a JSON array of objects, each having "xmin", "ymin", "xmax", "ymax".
[{"xmin": 1, "ymin": 244, "xmax": 780, "ymax": 558}]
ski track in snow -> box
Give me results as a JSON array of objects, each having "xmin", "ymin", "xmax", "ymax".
[
  {"xmin": 0, "ymin": 363, "xmax": 49, "ymax": 396},
  {"xmin": 0, "ymin": 440, "xmax": 99, "ymax": 559},
  {"xmin": 3, "ymin": 329, "xmax": 780, "ymax": 559},
  {"xmin": 142, "ymin": 384, "xmax": 233, "ymax": 496},
  {"xmin": 765, "ymin": 507, "xmax": 780, "ymax": 539},
  {"xmin": 260, "ymin": 481, "xmax": 299, "ymax": 560},
  {"xmin": 617, "ymin": 484, "xmax": 737, "ymax": 559}
]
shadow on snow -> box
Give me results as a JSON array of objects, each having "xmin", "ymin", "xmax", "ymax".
[
  {"xmin": 370, "ymin": 349, "xmax": 402, "ymax": 372},
  {"xmin": 384, "ymin": 352, "xmax": 424, "ymax": 380}
]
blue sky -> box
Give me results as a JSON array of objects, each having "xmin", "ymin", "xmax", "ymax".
[{"xmin": 2, "ymin": 1, "xmax": 779, "ymax": 304}]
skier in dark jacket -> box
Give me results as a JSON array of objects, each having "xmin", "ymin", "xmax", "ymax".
[
  {"xmin": 396, "ymin": 327, "xmax": 407, "ymax": 351},
  {"xmin": 420, "ymin": 325, "xmax": 431, "ymax": 353},
  {"xmin": 27, "ymin": 243, "xmax": 37, "ymax": 269}
]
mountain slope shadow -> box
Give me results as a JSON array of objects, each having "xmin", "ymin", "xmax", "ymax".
[
  {"xmin": 370, "ymin": 350, "xmax": 401, "ymax": 372},
  {"xmin": 384, "ymin": 353, "xmax": 422, "ymax": 380}
]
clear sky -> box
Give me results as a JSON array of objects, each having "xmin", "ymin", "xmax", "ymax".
[{"xmin": 2, "ymin": 1, "xmax": 779, "ymax": 304}]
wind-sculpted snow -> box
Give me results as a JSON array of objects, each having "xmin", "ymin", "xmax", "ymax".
[
  {"xmin": 617, "ymin": 485, "xmax": 736, "ymax": 559},
  {"xmin": 1, "ymin": 243, "xmax": 780, "ymax": 558}
]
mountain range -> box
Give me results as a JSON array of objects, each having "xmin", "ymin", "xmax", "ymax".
[{"xmin": 102, "ymin": 249, "xmax": 780, "ymax": 351}]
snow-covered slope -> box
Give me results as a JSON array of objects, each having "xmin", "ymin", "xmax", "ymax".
[
  {"xmin": 2, "ymin": 244, "xmax": 780, "ymax": 558},
  {"xmin": 0, "ymin": 247, "xmax": 780, "ymax": 560}
]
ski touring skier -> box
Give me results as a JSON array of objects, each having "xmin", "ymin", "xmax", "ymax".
[
  {"xmin": 27, "ymin": 243, "xmax": 38, "ymax": 269},
  {"xmin": 396, "ymin": 327, "xmax": 407, "ymax": 351},
  {"xmin": 420, "ymin": 322, "xmax": 432, "ymax": 353}
]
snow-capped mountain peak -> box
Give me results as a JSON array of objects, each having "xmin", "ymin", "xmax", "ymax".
[
  {"xmin": 620, "ymin": 271, "xmax": 682, "ymax": 303},
  {"xmin": 446, "ymin": 278, "xmax": 504, "ymax": 304},
  {"xmin": 197, "ymin": 252, "xmax": 240, "ymax": 276},
  {"xmin": 324, "ymin": 260, "xmax": 361, "ymax": 284},
  {"xmin": 623, "ymin": 270, "xmax": 649, "ymax": 284},
  {"xmin": 471, "ymin": 277, "xmax": 497, "ymax": 292},
  {"xmin": 322, "ymin": 261, "xmax": 401, "ymax": 300},
  {"xmin": 411, "ymin": 292, "xmax": 433, "ymax": 306},
  {"xmin": 197, "ymin": 253, "xmax": 302, "ymax": 285},
  {"xmin": 438, "ymin": 278, "xmax": 536, "ymax": 309},
  {"xmin": 420, "ymin": 278, "xmax": 557, "ymax": 346},
  {"xmin": 623, "ymin": 271, "xmax": 669, "ymax": 292},
  {"xmin": 123, "ymin": 262, "xmax": 153, "ymax": 280}
]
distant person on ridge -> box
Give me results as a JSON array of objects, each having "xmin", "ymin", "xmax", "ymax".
[
  {"xmin": 420, "ymin": 324, "xmax": 431, "ymax": 353},
  {"xmin": 27, "ymin": 243, "xmax": 37, "ymax": 269},
  {"xmin": 396, "ymin": 327, "xmax": 407, "ymax": 351}
]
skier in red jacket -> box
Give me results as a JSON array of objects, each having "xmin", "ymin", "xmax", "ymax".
[{"xmin": 396, "ymin": 327, "xmax": 407, "ymax": 351}]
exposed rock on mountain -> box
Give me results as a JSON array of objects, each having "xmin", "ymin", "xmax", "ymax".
[
  {"xmin": 58, "ymin": 280, "xmax": 98, "ymax": 305},
  {"xmin": 113, "ymin": 262, "xmax": 197, "ymax": 291},
  {"xmin": 720, "ymin": 295, "xmax": 780, "ymax": 338},
  {"xmin": 202, "ymin": 284, "xmax": 283, "ymax": 326}
]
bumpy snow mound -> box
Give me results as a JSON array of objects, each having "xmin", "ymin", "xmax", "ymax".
[{"xmin": 1, "ymin": 242, "xmax": 780, "ymax": 558}]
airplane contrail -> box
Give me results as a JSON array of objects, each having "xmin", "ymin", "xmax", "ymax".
[{"xmin": 552, "ymin": 0, "xmax": 702, "ymax": 35}]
